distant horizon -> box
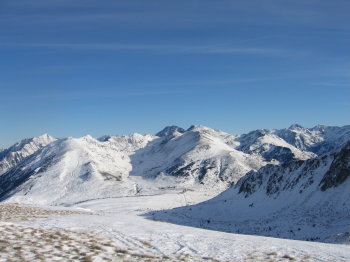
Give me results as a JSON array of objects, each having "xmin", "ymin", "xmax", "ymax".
[
  {"xmin": 2, "ymin": 122, "xmax": 349, "ymax": 149},
  {"xmin": 1, "ymin": 1, "xmax": 349, "ymax": 149}
]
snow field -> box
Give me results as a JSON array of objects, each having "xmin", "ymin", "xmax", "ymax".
[
  {"xmin": 0, "ymin": 203, "xmax": 221, "ymax": 262},
  {"xmin": 20, "ymin": 193, "xmax": 350, "ymax": 262}
]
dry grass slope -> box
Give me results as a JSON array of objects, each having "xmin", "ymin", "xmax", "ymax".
[
  {"xmin": 0, "ymin": 203, "xmax": 331, "ymax": 262},
  {"xmin": 0, "ymin": 203, "xmax": 222, "ymax": 262},
  {"xmin": 0, "ymin": 203, "xmax": 91, "ymax": 222}
]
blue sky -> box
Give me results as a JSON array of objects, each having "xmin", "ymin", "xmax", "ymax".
[{"xmin": 0, "ymin": 0, "xmax": 349, "ymax": 148}]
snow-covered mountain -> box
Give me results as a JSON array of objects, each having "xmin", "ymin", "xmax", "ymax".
[
  {"xmin": 236, "ymin": 124, "xmax": 350, "ymax": 163},
  {"xmin": 0, "ymin": 124, "xmax": 349, "ymax": 206},
  {"xmin": 237, "ymin": 128, "xmax": 316, "ymax": 162},
  {"xmin": 0, "ymin": 126, "xmax": 266, "ymax": 205},
  {"xmin": 277, "ymin": 124, "xmax": 350, "ymax": 155},
  {"xmin": 0, "ymin": 134, "xmax": 56, "ymax": 175},
  {"xmin": 130, "ymin": 126, "xmax": 263, "ymax": 186},
  {"xmin": 154, "ymin": 140, "xmax": 350, "ymax": 243},
  {"xmin": 0, "ymin": 135, "xmax": 143, "ymax": 205}
]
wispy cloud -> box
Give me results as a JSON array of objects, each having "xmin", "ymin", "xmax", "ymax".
[
  {"xmin": 310, "ymin": 82, "xmax": 349, "ymax": 88},
  {"xmin": 0, "ymin": 76, "xmax": 284, "ymax": 102},
  {"xmin": 0, "ymin": 12, "xmax": 144, "ymax": 25},
  {"xmin": 3, "ymin": 1, "xmax": 349, "ymax": 30},
  {"xmin": 184, "ymin": 46, "xmax": 286, "ymax": 55},
  {"xmin": 0, "ymin": 42, "xmax": 288, "ymax": 56},
  {"xmin": 145, "ymin": 77, "xmax": 282, "ymax": 87},
  {"xmin": 2, "ymin": 88, "xmax": 202, "ymax": 102}
]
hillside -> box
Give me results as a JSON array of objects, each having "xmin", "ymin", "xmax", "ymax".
[
  {"xmin": 0, "ymin": 134, "xmax": 56, "ymax": 175},
  {"xmin": 151, "ymin": 141, "xmax": 350, "ymax": 243},
  {"xmin": 0, "ymin": 124, "xmax": 349, "ymax": 207}
]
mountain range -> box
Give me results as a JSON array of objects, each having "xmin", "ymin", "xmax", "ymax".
[
  {"xmin": 0, "ymin": 124, "xmax": 349, "ymax": 208},
  {"xmin": 148, "ymin": 128, "xmax": 350, "ymax": 243}
]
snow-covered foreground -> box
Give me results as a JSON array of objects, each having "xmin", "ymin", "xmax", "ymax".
[{"xmin": 4, "ymin": 191, "xmax": 347, "ymax": 262}]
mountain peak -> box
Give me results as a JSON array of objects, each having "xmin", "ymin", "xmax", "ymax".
[
  {"xmin": 0, "ymin": 133, "xmax": 57, "ymax": 175},
  {"xmin": 37, "ymin": 133, "xmax": 53, "ymax": 139},
  {"xmin": 156, "ymin": 126, "xmax": 185, "ymax": 138},
  {"xmin": 32, "ymin": 133, "xmax": 56, "ymax": 144},
  {"xmin": 288, "ymin": 124, "xmax": 304, "ymax": 130},
  {"xmin": 79, "ymin": 134, "xmax": 95, "ymax": 141}
]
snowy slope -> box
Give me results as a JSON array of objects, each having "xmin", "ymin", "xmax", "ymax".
[
  {"xmin": 0, "ymin": 135, "xmax": 150, "ymax": 205},
  {"xmin": 0, "ymin": 134, "xmax": 56, "ymax": 175},
  {"xmin": 99, "ymin": 133, "xmax": 156, "ymax": 152},
  {"xmin": 154, "ymin": 141, "xmax": 350, "ymax": 243},
  {"xmin": 277, "ymin": 124, "xmax": 350, "ymax": 155},
  {"xmin": 0, "ymin": 126, "xmax": 266, "ymax": 205},
  {"xmin": 237, "ymin": 124, "xmax": 350, "ymax": 163},
  {"xmin": 0, "ymin": 124, "xmax": 349, "ymax": 208},
  {"xmin": 20, "ymin": 194, "xmax": 350, "ymax": 262},
  {"xmin": 130, "ymin": 126, "xmax": 263, "ymax": 188},
  {"xmin": 237, "ymin": 129, "xmax": 316, "ymax": 162}
]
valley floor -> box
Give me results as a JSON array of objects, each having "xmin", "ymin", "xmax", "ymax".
[{"xmin": 1, "ymin": 192, "xmax": 350, "ymax": 261}]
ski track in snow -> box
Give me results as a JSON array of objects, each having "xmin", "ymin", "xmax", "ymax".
[
  {"xmin": 10, "ymin": 192, "xmax": 349, "ymax": 262},
  {"xmin": 1, "ymin": 125, "xmax": 350, "ymax": 261}
]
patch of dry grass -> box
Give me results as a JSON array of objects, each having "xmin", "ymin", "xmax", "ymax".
[
  {"xmin": 0, "ymin": 202, "xmax": 221, "ymax": 262},
  {"xmin": 245, "ymin": 250, "xmax": 317, "ymax": 262},
  {"xmin": 4, "ymin": 203, "xmax": 324, "ymax": 261},
  {"xmin": 0, "ymin": 203, "xmax": 91, "ymax": 222},
  {"xmin": 0, "ymin": 222, "xmax": 222, "ymax": 261},
  {"xmin": 0, "ymin": 223, "xmax": 161, "ymax": 261}
]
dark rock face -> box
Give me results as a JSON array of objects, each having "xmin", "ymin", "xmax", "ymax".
[
  {"xmin": 238, "ymin": 170, "xmax": 264, "ymax": 198},
  {"xmin": 320, "ymin": 141, "xmax": 350, "ymax": 191},
  {"xmin": 236, "ymin": 130, "xmax": 266, "ymax": 153},
  {"xmin": 237, "ymin": 129, "xmax": 304, "ymax": 163},
  {"xmin": 237, "ymin": 141, "xmax": 350, "ymax": 199},
  {"xmin": 163, "ymin": 156, "xmax": 234, "ymax": 185},
  {"xmin": 165, "ymin": 160, "xmax": 195, "ymax": 178},
  {"xmin": 165, "ymin": 159, "xmax": 218, "ymax": 182},
  {"xmin": 0, "ymin": 152, "xmax": 57, "ymax": 200},
  {"xmin": 263, "ymin": 146, "xmax": 295, "ymax": 162}
]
